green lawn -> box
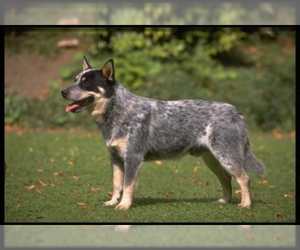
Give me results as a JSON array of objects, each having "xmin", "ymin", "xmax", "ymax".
[{"xmin": 5, "ymin": 130, "xmax": 295, "ymax": 223}]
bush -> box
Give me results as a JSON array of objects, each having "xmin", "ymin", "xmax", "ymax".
[{"xmin": 4, "ymin": 28, "xmax": 295, "ymax": 133}]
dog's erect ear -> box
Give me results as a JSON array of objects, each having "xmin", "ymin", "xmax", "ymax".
[
  {"xmin": 101, "ymin": 59, "xmax": 114, "ymax": 82},
  {"xmin": 83, "ymin": 56, "xmax": 92, "ymax": 70}
]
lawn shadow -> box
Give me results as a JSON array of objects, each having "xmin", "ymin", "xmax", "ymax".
[
  {"xmin": 133, "ymin": 197, "xmax": 222, "ymax": 207},
  {"xmin": 132, "ymin": 196, "xmax": 268, "ymax": 208}
]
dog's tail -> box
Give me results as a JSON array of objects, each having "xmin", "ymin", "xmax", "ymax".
[{"xmin": 244, "ymin": 138, "xmax": 265, "ymax": 174}]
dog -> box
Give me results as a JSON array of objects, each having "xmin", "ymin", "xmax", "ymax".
[{"xmin": 61, "ymin": 56, "xmax": 265, "ymax": 210}]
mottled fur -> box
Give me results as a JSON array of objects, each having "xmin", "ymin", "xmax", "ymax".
[{"xmin": 61, "ymin": 56, "xmax": 265, "ymax": 210}]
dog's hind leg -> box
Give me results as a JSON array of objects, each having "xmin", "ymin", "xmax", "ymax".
[
  {"xmin": 209, "ymin": 152, "xmax": 251, "ymax": 208},
  {"xmin": 104, "ymin": 157, "xmax": 124, "ymax": 207},
  {"xmin": 202, "ymin": 151, "xmax": 232, "ymax": 203}
]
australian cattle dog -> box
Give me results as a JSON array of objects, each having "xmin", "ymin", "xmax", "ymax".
[{"xmin": 61, "ymin": 56, "xmax": 265, "ymax": 210}]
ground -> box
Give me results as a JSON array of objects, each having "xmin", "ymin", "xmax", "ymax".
[{"xmin": 5, "ymin": 48, "xmax": 77, "ymax": 98}]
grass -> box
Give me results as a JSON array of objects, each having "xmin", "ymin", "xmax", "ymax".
[
  {"xmin": 4, "ymin": 225, "xmax": 296, "ymax": 247},
  {"xmin": 5, "ymin": 130, "xmax": 295, "ymax": 223}
]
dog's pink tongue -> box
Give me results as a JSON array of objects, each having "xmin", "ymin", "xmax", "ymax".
[{"xmin": 65, "ymin": 103, "xmax": 79, "ymax": 112}]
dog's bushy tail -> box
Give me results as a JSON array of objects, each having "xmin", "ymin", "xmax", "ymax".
[{"xmin": 244, "ymin": 138, "xmax": 265, "ymax": 174}]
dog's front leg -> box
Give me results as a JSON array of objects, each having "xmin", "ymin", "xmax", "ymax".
[
  {"xmin": 115, "ymin": 155, "xmax": 143, "ymax": 210},
  {"xmin": 104, "ymin": 157, "xmax": 124, "ymax": 207}
]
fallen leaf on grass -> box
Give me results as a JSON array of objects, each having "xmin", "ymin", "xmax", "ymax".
[
  {"xmin": 49, "ymin": 158, "xmax": 56, "ymax": 163},
  {"xmin": 155, "ymin": 160, "xmax": 162, "ymax": 165},
  {"xmin": 37, "ymin": 180, "xmax": 48, "ymax": 187},
  {"xmin": 191, "ymin": 179, "xmax": 201, "ymax": 185},
  {"xmin": 165, "ymin": 192, "xmax": 171, "ymax": 197},
  {"xmin": 258, "ymin": 180, "xmax": 268, "ymax": 185},
  {"xmin": 37, "ymin": 169, "xmax": 44, "ymax": 173},
  {"xmin": 275, "ymin": 213, "xmax": 283, "ymax": 218},
  {"xmin": 29, "ymin": 148, "xmax": 33, "ymax": 153},
  {"xmin": 193, "ymin": 166, "xmax": 198, "ymax": 173},
  {"xmin": 284, "ymin": 194, "xmax": 295, "ymax": 199},
  {"xmin": 245, "ymin": 213, "xmax": 254, "ymax": 218},
  {"xmin": 36, "ymin": 188, "xmax": 43, "ymax": 194},
  {"xmin": 71, "ymin": 174, "xmax": 78, "ymax": 179},
  {"xmin": 53, "ymin": 171, "xmax": 63, "ymax": 176},
  {"xmin": 108, "ymin": 191, "xmax": 113, "ymax": 197},
  {"xmin": 26, "ymin": 185, "xmax": 35, "ymax": 190},
  {"xmin": 235, "ymin": 190, "xmax": 242, "ymax": 194},
  {"xmin": 90, "ymin": 187, "xmax": 101, "ymax": 192},
  {"xmin": 77, "ymin": 203, "xmax": 89, "ymax": 210}
]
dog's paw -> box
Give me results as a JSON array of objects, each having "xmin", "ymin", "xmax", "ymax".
[
  {"xmin": 216, "ymin": 198, "xmax": 230, "ymax": 203},
  {"xmin": 115, "ymin": 202, "xmax": 131, "ymax": 210},
  {"xmin": 103, "ymin": 199, "xmax": 119, "ymax": 206},
  {"xmin": 238, "ymin": 202, "xmax": 251, "ymax": 208}
]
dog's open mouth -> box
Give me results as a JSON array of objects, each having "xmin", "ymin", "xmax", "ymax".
[{"xmin": 65, "ymin": 96, "xmax": 94, "ymax": 113}]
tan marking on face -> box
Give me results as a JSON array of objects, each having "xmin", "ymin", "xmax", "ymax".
[
  {"xmin": 110, "ymin": 136, "xmax": 129, "ymax": 155},
  {"xmin": 75, "ymin": 75, "xmax": 79, "ymax": 80},
  {"xmin": 98, "ymin": 86, "xmax": 105, "ymax": 93},
  {"xmin": 81, "ymin": 76, "xmax": 86, "ymax": 81}
]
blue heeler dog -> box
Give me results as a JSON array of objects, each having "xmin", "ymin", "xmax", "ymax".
[{"xmin": 61, "ymin": 56, "xmax": 265, "ymax": 210}]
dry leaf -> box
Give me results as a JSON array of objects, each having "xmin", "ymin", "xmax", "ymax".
[
  {"xmin": 193, "ymin": 166, "xmax": 198, "ymax": 173},
  {"xmin": 36, "ymin": 188, "xmax": 43, "ymax": 194},
  {"xmin": 245, "ymin": 213, "xmax": 254, "ymax": 218},
  {"xmin": 29, "ymin": 148, "xmax": 33, "ymax": 152},
  {"xmin": 71, "ymin": 174, "xmax": 78, "ymax": 179},
  {"xmin": 91, "ymin": 187, "xmax": 100, "ymax": 192},
  {"xmin": 165, "ymin": 192, "xmax": 171, "ymax": 197},
  {"xmin": 155, "ymin": 160, "xmax": 162, "ymax": 165},
  {"xmin": 26, "ymin": 185, "xmax": 35, "ymax": 190},
  {"xmin": 284, "ymin": 194, "xmax": 295, "ymax": 199},
  {"xmin": 174, "ymin": 169, "xmax": 179, "ymax": 174},
  {"xmin": 49, "ymin": 158, "xmax": 55, "ymax": 163},
  {"xmin": 235, "ymin": 190, "xmax": 242, "ymax": 194},
  {"xmin": 275, "ymin": 213, "xmax": 283, "ymax": 218},
  {"xmin": 38, "ymin": 180, "xmax": 48, "ymax": 187},
  {"xmin": 37, "ymin": 169, "xmax": 44, "ymax": 173},
  {"xmin": 53, "ymin": 171, "xmax": 63, "ymax": 176},
  {"xmin": 258, "ymin": 180, "xmax": 268, "ymax": 185},
  {"xmin": 77, "ymin": 203, "xmax": 85, "ymax": 205},
  {"xmin": 108, "ymin": 191, "xmax": 113, "ymax": 197}
]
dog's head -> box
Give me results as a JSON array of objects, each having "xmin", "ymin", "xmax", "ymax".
[{"xmin": 61, "ymin": 56, "xmax": 115, "ymax": 113}]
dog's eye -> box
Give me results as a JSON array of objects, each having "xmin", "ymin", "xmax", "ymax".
[{"xmin": 83, "ymin": 81, "xmax": 90, "ymax": 86}]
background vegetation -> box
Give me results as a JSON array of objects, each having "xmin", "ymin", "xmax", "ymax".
[
  {"xmin": 5, "ymin": 2, "xmax": 295, "ymax": 25},
  {"xmin": 5, "ymin": 27, "xmax": 295, "ymax": 133}
]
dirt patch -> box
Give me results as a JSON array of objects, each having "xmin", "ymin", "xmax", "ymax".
[{"xmin": 5, "ymin": 48, "xmax": 77, "ymax": 98}]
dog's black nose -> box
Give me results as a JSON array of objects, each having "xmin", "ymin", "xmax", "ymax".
[{"xmin": 61, "ymin": 89, "xmax": 68, "ymax": 98}]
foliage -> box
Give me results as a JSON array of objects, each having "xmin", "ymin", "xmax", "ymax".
[
  {"xmin": 5, "ymin": 92, "xmax": 23, "ymax": 124},
  {"xmin": 4, "ymin": 28, "xmax": 295, "ymax": 133}
]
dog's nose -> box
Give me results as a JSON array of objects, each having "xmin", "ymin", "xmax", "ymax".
[{"xmin": 61, "ymin": 89, "xmax": 68, "ymax": 98}]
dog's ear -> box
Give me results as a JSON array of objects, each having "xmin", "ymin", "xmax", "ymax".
[
  {"xmin": 101, "ymin": 59, "xmax": 114, "ymax": 82},
  {"xmin": 83, "ymin": 56, "xmax": 92, "ymax": 70}
]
